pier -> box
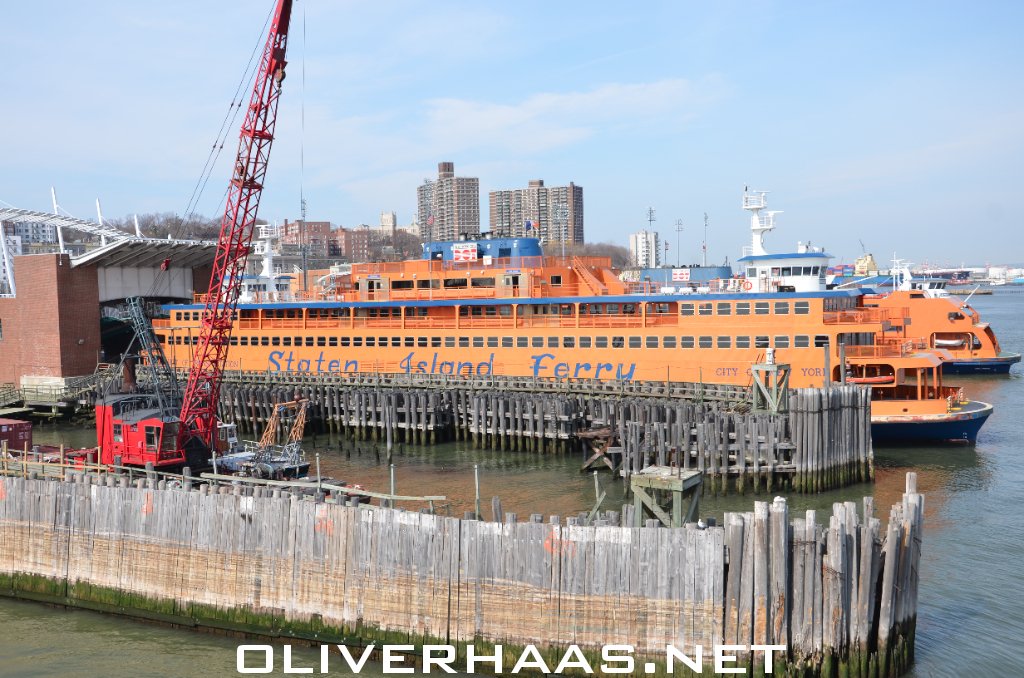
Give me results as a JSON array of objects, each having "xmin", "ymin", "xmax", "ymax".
[
  {"xmin": 216, "ymin": 371, "xmax": 873, "ymax": 493},
  {"xmin": 0, "ymin": 471, "xmax": 923, "ymax": 677}
]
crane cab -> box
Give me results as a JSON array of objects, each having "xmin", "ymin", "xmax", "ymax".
[{"xmin": 95, "ymin": 393, "xmax": 184, "ymax": 468}]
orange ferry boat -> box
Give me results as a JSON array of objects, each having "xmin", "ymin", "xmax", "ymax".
[{"xmin": 154, "ymin": 220, "xmax": 992, "ymax": 443}]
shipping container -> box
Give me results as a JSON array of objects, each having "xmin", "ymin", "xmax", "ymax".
[{"xmin": 0, "ymin": 418, "xmax": 32, "ymax": 451}]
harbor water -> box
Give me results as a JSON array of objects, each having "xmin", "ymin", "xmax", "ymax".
[{"xmin": 3, "ymin": 292, "xmax": 1023, "ymax": 677}]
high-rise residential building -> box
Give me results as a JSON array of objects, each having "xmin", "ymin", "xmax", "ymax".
[
  {"xmin": 629, "ymin": 230, "xmax": 661, "ymax": 268},
  {"xmin": 489, "ymin": 179, "xmax": 583, "ymax": 244},
  {"xmin": 416, "ymin": 162, "xmax": 480, "ymax": 243}
]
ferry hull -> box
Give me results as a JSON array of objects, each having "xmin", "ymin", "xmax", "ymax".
[
  {"xmin": 870, "ymin": 401, "xmax": 993, "ymax": 444},
  {"xmin": 941, "ymin": 353, "xmax": 1021, "ymax": 374}
]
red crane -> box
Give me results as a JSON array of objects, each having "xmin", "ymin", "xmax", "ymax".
[
  {"xmin": 177, "ymin": 0, "xmax": 294, "ymax": 457},
  {"xmin": 95, "ymin": 0, "xmax": 294, "ymax": 469}
]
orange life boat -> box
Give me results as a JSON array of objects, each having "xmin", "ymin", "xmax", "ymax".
[{"xmin": 847, "ymin": 374, "xmax": 896, "ymax": 385}]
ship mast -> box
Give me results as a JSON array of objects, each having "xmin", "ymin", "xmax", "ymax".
[{"xmin": 742, "ymin": 188, "xmax": 781, "ymax": 257}]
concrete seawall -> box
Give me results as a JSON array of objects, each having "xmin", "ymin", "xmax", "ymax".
[{"xmin": 0, "ymin": 473, "xmax": 921, "ymax": 676}]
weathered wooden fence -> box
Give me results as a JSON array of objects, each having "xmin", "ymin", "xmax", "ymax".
[
  {"xmin": 0, "ymin": 473, "xmax": 922, "ymax": 677},
  {"xmin": 216, "ymin": 376, "xmax": 872, "ymax": 493}
]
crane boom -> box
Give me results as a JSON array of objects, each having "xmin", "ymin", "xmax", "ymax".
[{"xmin": 178, "ymin": 0, "xmax": 294, "ymax": 454}]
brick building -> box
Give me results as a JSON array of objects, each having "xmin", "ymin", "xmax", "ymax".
[
  {"xmin": 281, "ymin": 219, "xmax": 333, "ymax": 258},
  {"xmin": 0, "ymin": 254, "xmax": 101, "ymax": 386}
]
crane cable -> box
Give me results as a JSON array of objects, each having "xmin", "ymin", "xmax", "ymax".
[{"xmin": 146, "ymin": 2, "xmax": 276, "ymax": 300}]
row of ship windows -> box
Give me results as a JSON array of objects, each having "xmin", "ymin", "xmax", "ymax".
[
  {"xmin": 679, "ymin": 301, "xmax": 810, "ymax": 316},
  {"xmin": 170, "ymin": 297, "xmax": 844, "ymax": 322},
  {"xmin": 163, "ymin": 333, "xmax": 831, "ymax": 350}
]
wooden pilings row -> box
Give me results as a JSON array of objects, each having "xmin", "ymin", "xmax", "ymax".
[
  {"xmin": 215, "ymin": 380, "xmax": 872, "ymax": 494},
  {"xmin": 0, "ymin": 473, "xmax": 923, "ymax": 677}
]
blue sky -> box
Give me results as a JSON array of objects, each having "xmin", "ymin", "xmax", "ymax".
[{"xmin": 3, "ymin": 0, "xmax": 1022, "ymax": 266}]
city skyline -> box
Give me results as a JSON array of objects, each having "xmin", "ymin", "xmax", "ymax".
[{"xmin": 2, "ymin": 1, "xmax": 1022, "ymax": 266}]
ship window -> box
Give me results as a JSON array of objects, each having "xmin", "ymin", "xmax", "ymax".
[
  {"xmin": 803, "ymin": 267, "xmax": 814, "ymax": 275},
  {"xmin": 755, "ymin": 336, "xmax": 770, "ymax": 349},
  {"xmin": 662, "ymin": 336, "xmax": 676, "ymax": 348},
  {"xmin": 238, "ymin": 337, "xmax": 247, "ymax": 346},
  {"xmin": 564, "ymin": 336, "xmax": 575, "ymax": 348},
  {"xmin": 502, "ymin": 337, "xmax": 513, "ymax": 348},
  {"xmin": 717, "ymin": 302, "xmax": 732, "ymax": 315},
  {"xmin": 272, "ymin": 337, "xmax": 281, "ymax": 346},
  {"xmin": 607, "ymin": 304, "xmax": 620, "ymax": 315},
  {"xmin": 680, "ymin": 303, "xmax": 695, "ymax": 316},
  {"xmin": 473, "ymin": 337, "xmax": 484, "ymax": 348},
  {"xmin": 459, "ymin": 337, "xmax": 469, "ymax": 348},
  {"xmin": 330, "ymin": 337, "xmax": 339, "ymax": 347},
  {"xmin": 623, "ymin": 304, "xmax": 636, "ymax": 315},
  {"xmin": 317, "ymin": 337, "xmax": 325, "ymax": 347},
  {"xmin": 471, "ymin": 277, "xmax": 495, "ymax": 288},
  {"xmin": 283, "ymin": 337, "xmax": 292, "ymax": 346},
  {"xmin": 419, "ymin": 337, "xmax": 429, "ymax": 347},
  {"xmin": 548, "ymin": 336, "xmax": 559, "ymax": 348},
  {"xmin": 755, "ymin": 302, "xmax": 770, "ymax": 315},
  {"xmin": 746, "ymin": 268, "xmax": 757, "ymax": 278},
  {"xmin": 781, "ymin": 267, "xmax": 792, "ymax": 276},
  {"xmin": 629, "ymin": 336, "xmax": 642, "ymax": 348},
  {"xmin": 364, "ymin": 337, "xmax": 374, "ymax": 347},
  {"xmin": 193, "ymin": 312, "xmax": 200, "ymax": 321},
  {"xmin": 229, "ymin": 336, "xmax": 238, "ymax": 346},
  {"xmin": 579, "ymin": 336, "xmax": 592, "ymax": 348},
  {"xmin": 351, "ymin": 337, "xmax": 362, "ymax": 347},
  {"xmin": 645, "ymin": 336, "xmax": 658, "ymax": 349},
  {"xmin": 405, "ymin": 337, "xmax": 415, "ymax": 347},
  {"xmin": 532, "ymin": 337, "xmax": 544, "ymax": 348},
  {"xmin": 795, "ymin": 335, "xmax": 810, "ymax": 348},
  {"xmin": 795, "ymin": 301, "xmax": 810, "ymax": 315},
  {"xmin": 499, "ymin": 305, "xmax": 512, "ymax": 316},
  {"xmin": 487, "ymin": 337, "xmax": 498, "ymax": 348},
  {"xmin": 596, "ymin": 336, "xmax": 608, "ymax": 349},
  {"xmin": 432, "ymin": 337, "xmax": 442, "ymax": 348},
  {"xmin": 390, "ymin": 337, "xmax": 400, "ymax": 347},
  {"xmin": 446, "ymin": 337, "xmax": 456, "ymax": 348},
  {"xmin": 771, "ymin": 267, "xmax": 781, "ymax": 276},
  {"xmin": 718, "ymin": 336, "xmax": 731, "ymax": 349},
  {"xmin": 812, "ymin": 267, "xmax": 821, "ymax": 275},
  {"xmin": 305, "ymin": 337, "xmax": 314, "ymax": 347},
  {"xmin": 680, "ymin": 336, "xmax": 694, "ymax": 349},
  {"xmin": 484, "ymin": 306, "xmax": 497, "ymax": 316},
  {"xmin": 736, "ymin": 302, "xmax": 751, "ymax": 315},
  {"xmin": 391, "ymin": 280, "xmax": 414, "ymax": 290},
  {"xmin": 444, "ymin": 278, "xmax": 468, "ymax": 288},
  {"xmin": 736, "ymin": 336, "xmax": 750, "ymax": 349},
  {"xmin": 698, "ymin": 303, "xmax": 712, "ymax": 316},
  {"xmin": 775, "ymin": 336, "xmax": 790, "ymax": 348},
  {"xmin": 113, "ymin": 424, "xmax": 123, "ymax": 443},
  {"xmin": 698, "ymin": 336, "xmax": 712, "ymax": 348},
  {"xmin": 551, "ymin": 275, "xmax": 562, "ymax": 286},
  {"xmin": 774, "ymin": 302, "xmax": 790, "ymax": 315},
  {"xmin": 516, "ymin": 337, "xmax": 528, "ymax": 348},
  {"xmin": 612, "ymin": 336, "xmax": 624, "ymax": 349}
]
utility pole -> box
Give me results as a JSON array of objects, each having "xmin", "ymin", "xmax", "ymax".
[
  {"xmin": 675, "ymin": 219, "xmax": 683, "ymax": 267},
  {"xmin": 702, "ymin": 212, "xmax": 709, "ymax": 267},
  {"xmin": 300, "ymin": 197, "xmax": 308, "ymax": 292}
]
